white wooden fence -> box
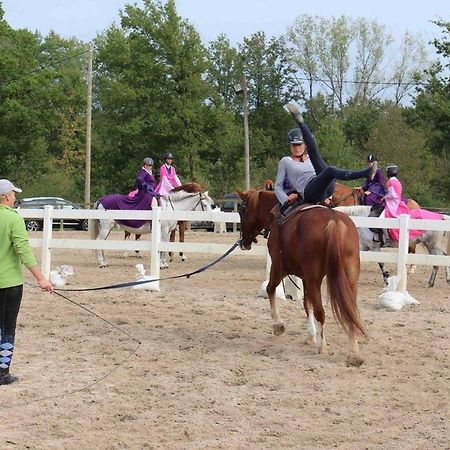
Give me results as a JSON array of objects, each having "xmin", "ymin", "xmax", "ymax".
[{"xmin": 19, "ymin": 206, "xmax": 450, "ymax": 292}]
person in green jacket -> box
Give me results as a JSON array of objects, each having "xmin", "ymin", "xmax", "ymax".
[{"xmin": 0, "ymin": 179, "xmax": 53, "ymax": 385}]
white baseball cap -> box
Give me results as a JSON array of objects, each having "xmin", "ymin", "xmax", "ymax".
[{"xmin": 0, "ymin": 179, "xmax": 22, "ymax": 195}]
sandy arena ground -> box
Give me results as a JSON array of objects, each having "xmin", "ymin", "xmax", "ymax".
[{"xmin": 0, "ymin": 230, "xmax": 449, "ymax": 449}]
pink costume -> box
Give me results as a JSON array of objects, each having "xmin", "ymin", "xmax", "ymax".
[
  {"xmin": 384, "ymin": 177, "xmax": 442, "ymax": 241},
  {"xmin": 156, "ymin": 164, "xmax": 181, "ymax": 195}
]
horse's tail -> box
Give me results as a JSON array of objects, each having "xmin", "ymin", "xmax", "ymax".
[
  {"xmin": 325, "ymin": 218, "xmax": 367, "ymax": 337},
  {"xmin": 89, "ymin": 201, "xmax": 100, "ymax": 240}
]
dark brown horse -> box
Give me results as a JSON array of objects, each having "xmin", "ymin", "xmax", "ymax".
[{"xmin": 237, "ymin": 189, "xmax": 366, "ymax": 366}]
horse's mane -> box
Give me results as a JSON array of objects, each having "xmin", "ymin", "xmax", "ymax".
[
  {"xmin": 246, "ymin": 189, "xmax": 265, "ymax": 211},
  {"xmin": 170, "ymin": 182, "xmax": 203, "ymax": 194}
]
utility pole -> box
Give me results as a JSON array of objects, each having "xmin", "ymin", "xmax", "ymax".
[
  {"xmin": 242, "ymin": 77, "xmax": 250, "ymax": 190},
  {"xmin": 84, "ymin": 44, "xmax": 93, "ymax": 209},
  {"xmin": 233, "ymin": 77, "xmax": 250, "ymax": 190}
]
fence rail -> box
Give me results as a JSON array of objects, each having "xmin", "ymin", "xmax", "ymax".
[{"xmin": 18, "ymin": 206, "xmax": 450, "ymax": 292}]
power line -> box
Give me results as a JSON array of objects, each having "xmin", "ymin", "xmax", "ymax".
[
  {"xmin": 2, "ymin": 49, "xmax": 89, "ymax": 87},
  {"xmin": 294, "ymin": 73, "xmax": 422, "ymax": 87}
]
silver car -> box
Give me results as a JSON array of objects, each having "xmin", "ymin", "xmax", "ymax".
[{"xmin": 14, "ymin": 197, "xmax": 88, "ymax": 231}]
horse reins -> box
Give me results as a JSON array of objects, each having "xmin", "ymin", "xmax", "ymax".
[
  {"xmin": 14, "ymin": 239, "xmax": 239, "ymax": 406},
  {"xmin": 168, "ymin": 192, "xmax": 207, "ymax": 212}
]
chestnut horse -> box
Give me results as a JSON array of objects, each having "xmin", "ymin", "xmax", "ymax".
[{"xmin": 237, "ymin": 190, "xmax": 366, "ymax": 366}]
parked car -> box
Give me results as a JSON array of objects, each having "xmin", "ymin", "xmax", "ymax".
[
  {"xmin": 14, "ymin": 197, "xmax": 89, "ymax": 231},
  {"xmin": 189, "ymin": 193, "xmax": 242, "ymax": 232},
  {"xmin": 221, "ymin": 192, "xmax": 242, "ymax": 212}
]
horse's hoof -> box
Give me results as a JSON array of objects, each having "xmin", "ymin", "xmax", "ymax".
[
  {"xmin": 304, "ymin": 335, "xmax": 317, "ymax": 345},
  {"xmin": 181, "ymin": 256, "xmax": 187, "ymax": 261},
  {"xmin": 273, "ymin": 323, "xmax": 286, "ymax": 336},
  {"xmin": 317, "ymin": 345, "xmax": 328, "ymax": 355},
  {"xmin": 346, "ymin": 353, "xmax": 364, "ymax": 367},
  {"xmin": 99, "ymin": 264, "xmax": 108, "ymax": 269}
]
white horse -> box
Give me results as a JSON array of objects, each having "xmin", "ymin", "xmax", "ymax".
[
  {"xmin": 335, "ymin": 205, "xmax": 450, "ymax": 287},
  {"xmin": 90, "ymin": 183, "xmax": 214, "ymax": 268}
]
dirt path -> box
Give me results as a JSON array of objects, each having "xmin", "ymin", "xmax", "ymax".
[{"xmin": 1, "ymin": 231, "xmax": 448, "ymax": 449}]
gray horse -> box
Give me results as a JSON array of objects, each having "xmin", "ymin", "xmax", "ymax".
[{"xmin": 335, "ymin": 205, "xmax": 450, "ymax": 287}]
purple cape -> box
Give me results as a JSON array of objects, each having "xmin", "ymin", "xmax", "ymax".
[{"xmin": 100, "ymin": 192, "xmax": 153, "ymax": 228}]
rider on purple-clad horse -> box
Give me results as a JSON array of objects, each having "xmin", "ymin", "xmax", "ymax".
[
  {"xmin": 128, "ymin": 157, "xmax": 160, "ymax": 201},
  {"xmin": 101, "ymin": 157, "xmax": 160, "ymax": 229}
]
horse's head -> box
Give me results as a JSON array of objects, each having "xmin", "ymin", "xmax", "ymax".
[
  {"xmin": 237, "ymin": 189, "xmax": 277, "ymax": 250},
  {"xmin": 331, "ymin": 183, "xmax": 360, "ymax": 207},
  {"xmin": 166, "ymin": 185, "xmax": 214, "ymax": 213},
  {"xmin": 198, "ymin": 191, "xmax": 215, "ymax": 211}
]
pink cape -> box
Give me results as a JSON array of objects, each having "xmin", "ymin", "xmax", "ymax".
[
  {"xmin": 156, "ymin": 164, "xmax": 181, "ymax": 195},
  {"xmin": 384, "ymin": 177, "xmax": 442, "ymax": 241}
]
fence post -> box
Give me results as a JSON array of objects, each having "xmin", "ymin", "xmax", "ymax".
[
  {"xmin": 150, "ymin": 206, "xmax": 161, "ymax": 291},
  {"xmin": 396, "ymin": 214, "xmax": 410, "ymax": 293},
  {"xmin": 41, "ymin": 205, "xmax": 53, "ymax": 278},
  {"xmin": 233, "ymin": 200, "xmax": 238, "ymax": 233}
]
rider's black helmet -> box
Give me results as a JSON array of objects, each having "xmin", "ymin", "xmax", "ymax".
[
  {"xmin": 163, "ymin": 152, "xmax": 174, "ymax": 160},
  {"xmin": 287, "ymin": 128, "xmax": 304, "ymax": 145},
  {"xmin": 386, "ymin": 165, "xmax": 398, "ymax": 178},
  {"xmin": 367, "ymin": 154, "xmax": 378, "ymax": 163},
  {"xmin": 143, "ymin": 157, "xmax": 154, "ymax": 165}
]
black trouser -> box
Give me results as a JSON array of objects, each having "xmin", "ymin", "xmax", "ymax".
[
  {"xmin": 301, "ymin": 123, "xmax": 372, "ymax": 203},
  {"xmin": 0, "ymin": 285, "xmax": 23, "ymax": 375}
]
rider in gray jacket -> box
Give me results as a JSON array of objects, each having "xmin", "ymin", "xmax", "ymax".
[{"xmin": 275, "ymin": 104, "xmax": 377, "ymax": 207}]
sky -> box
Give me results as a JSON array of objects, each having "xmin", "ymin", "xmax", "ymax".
[{"xmin": 2, "ymin": 0, "xmax": 449, "ymax": 48}]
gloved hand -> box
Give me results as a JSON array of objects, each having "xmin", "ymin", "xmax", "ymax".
[{"xmin": 286, "ymin": 103, "xmax": 304, "ymax": 125}]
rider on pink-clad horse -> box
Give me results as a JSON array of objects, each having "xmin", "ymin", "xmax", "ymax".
[
  {"xmin": 383, "ymin": 165, "xmax": 442, "ymax": 242},
  {"xmin": 156, "ymin": 152, "xmax": 181, "ymax": 195}
]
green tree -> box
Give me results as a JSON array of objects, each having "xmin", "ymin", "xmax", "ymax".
[
  {"xmin": 286, "ymin": 15, "xmax": 427, "ymax": 112},
  {"xmin": 93, "ymin": 0, "xmax": 212, "ymax": 195},
  {"xmin": 367, "ymin": 105, "xmax": 439, "ymax": 205},
  {"xmin": 410, "ymin": 20, "xmax": 450, "ymax": 203},
  {"xmin": 0, "ymin": 6, "xmax": 87, "ymax": 200}
]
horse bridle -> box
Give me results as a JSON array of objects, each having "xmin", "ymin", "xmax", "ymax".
[
  {"xmin": 238, "ymin": 201, "xmax": 266, "ymax": 244},
  {"xmin": 168, "ymin": 192, "xmax": 208, "ymax": 211},
  {"xmin": 331, "ymin": 189, "xmax": 359, "ymax": 207}
]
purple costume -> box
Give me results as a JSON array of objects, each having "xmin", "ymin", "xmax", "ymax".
[
  {"xmin": 361, "ymin": 168, "xmax": 386, "ymax": 206},
  {"xmin": 135, "ymin": 167, "xmax": 160, "ymax": 199},
  {"xmin": 100, "ymin": 192, "xmax": 154, "ymax": 228}
]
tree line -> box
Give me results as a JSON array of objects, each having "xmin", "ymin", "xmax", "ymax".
[{"xmin": 0, "ymin": 0, "xmax": 449, "ymax": 205}]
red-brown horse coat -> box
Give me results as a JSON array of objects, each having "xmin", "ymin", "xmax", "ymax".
[{"xmin": 238, "ymin": 189, "xmax": 366, "ymax": 366}]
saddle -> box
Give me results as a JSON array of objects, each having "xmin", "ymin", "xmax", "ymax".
[{"xmin": 270, "ymin": 199, "xmax": 328, "ymax": 229}]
